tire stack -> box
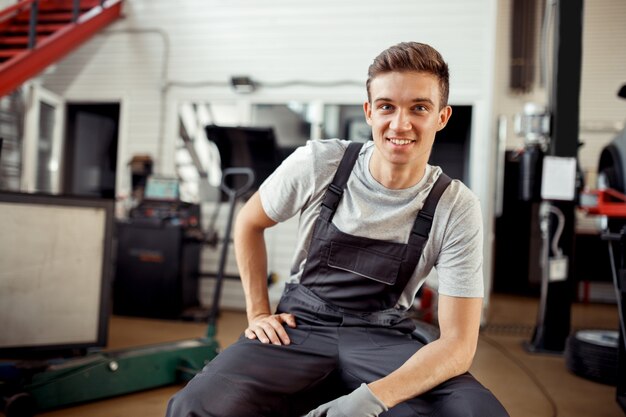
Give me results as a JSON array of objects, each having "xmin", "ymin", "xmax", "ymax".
[{"xmin": 565, "ymin": 329, "xmax": 619, "ymax": 385}]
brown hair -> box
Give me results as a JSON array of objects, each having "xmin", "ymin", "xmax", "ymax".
[{"xmin": 366, "ymin": 42, "xmax": 450, "ymax": 108}]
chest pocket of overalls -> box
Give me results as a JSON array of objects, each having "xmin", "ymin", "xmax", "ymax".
[{"xmin": 327, "ymin": 241, "xmax": 403, "ymax": 285}]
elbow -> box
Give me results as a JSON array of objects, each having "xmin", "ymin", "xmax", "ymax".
[
  {"xmin": 458, "ymin": 348, "xmax": 476, "ymax": 374},
  {"xmin": 446, "ymin": 339, "xmax": 477, "ymax": 375},
  {"xmin": 450, "ymin": 353, "xmax": 474, "ymax": 377}
]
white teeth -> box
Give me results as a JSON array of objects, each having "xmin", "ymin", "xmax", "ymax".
[{"xmin": 389, "ymin": 138, "xmax": 413, "ymax": 145}]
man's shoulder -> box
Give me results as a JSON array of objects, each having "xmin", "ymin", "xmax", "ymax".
[
  {"xmin": 426, "ymin": 167, "xmax": 481, "ymax": 216},
  {"xmin": 305, "ymin": 138, "xmax": 351, "ymax": 157},
  {"xmin": 300, "ymin": 139, "xmax": 356, "ymax": 177}
]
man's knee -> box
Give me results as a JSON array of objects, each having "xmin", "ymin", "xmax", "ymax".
[
  {"xmin": 165, "ymin": 372, "xmax": 251, "ymax": 417},
  {"xmin": 166, "ymin": 382, "xmax": 209, "ymax": 417}
]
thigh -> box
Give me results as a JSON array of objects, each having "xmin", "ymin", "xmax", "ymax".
[
  {"xmin": 403, "ymin": 373, "xmax": 510, "ymax": 417},
  {"xmin": 167, "ymin": 325, "xmax": 339, "ymax": 417},
  {"xmin": 338, "ymin": 326, "xmax": 424, "ymax": 385},
  {"xmin": 336, "ymin": 328, "xmax": 508, "ymax": 417}
]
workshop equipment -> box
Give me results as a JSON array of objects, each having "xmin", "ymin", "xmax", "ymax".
[
  {"xmin": 0, "ymin": 168, "xmax": 254, "ymax": 417},
  {"xmin": 113, "ymin": 175, "xmax": 205, "ymax": 320},
  {"xmin": 575, "ymin": 83, "xmax": 626, "ymax": 412},
  {"xmin": 578, "ymin": 191, "xmax": 626, "ymax": 406},
  {"xmin": 518, "ymin": 0, "xmax": 584, "ymax": 354}
]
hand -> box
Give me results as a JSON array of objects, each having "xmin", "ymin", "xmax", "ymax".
[
  {"xmin": 244, "ymin": 313, "xmax": 296, "ymax": 345},
  {"xmin": 303, "ymin": 383, "xmax": 388, "ymax": 417}
]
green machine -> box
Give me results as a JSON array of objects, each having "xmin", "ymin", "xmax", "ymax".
[
  {"xmin": 0, "ymin": 168, "xmax": 254, "ymax": 417},
  {"xmin": 2, "ymin": 338, "xmax": 219, "ymax": 415}
]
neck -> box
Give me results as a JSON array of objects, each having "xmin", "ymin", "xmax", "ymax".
[{"xmin": 369, "ymin": 153, "xmax": 427, "ymax": 189}]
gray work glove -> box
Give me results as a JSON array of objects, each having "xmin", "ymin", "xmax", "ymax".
[{"xmin": 303, "ymin": 383, "xmax": 388, "ymax": 417}]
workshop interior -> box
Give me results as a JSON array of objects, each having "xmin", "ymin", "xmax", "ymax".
[{"xmin": 0, "ymin": 0, "xmax": 625, "ymax": 416}]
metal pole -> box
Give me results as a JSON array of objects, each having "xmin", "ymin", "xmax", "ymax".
[
  {"xmin": 206, "ymin": 168, "xmax": 254, "ymax": 338},
  {"xmin": 528, "ymin": 0, "xmax": 584, "ymax": 353},
  {"xmin": 28, "ymin": 0, "xmax": 39, "ymax": 49},
  {"xmin": 72, "ymin": 0, "xmax": 79, "ymax": 22}
]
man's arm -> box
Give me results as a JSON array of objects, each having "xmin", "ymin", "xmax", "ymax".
[
  {"xmin": 368, "ymin": 294, "xmax": 482, "ymax": 408},
  {"xmin": 233, "ymin": 191, "xmax": 296, "ymax": 345}
]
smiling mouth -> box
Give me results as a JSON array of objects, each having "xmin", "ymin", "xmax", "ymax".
[{"xmin": 387, "ymin": 138, "xmax": 415, "ymax": 145}]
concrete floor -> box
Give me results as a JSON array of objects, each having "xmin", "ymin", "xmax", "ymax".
[{"xmin": 35, "ymin": 293, "xmax": 624, "ymax": 417}]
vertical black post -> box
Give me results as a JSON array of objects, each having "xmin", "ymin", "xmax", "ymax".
[
  {"xmin": 617, "ymin": 232, "xmax": 626, "ymax": 411},
  {"xmin": 28, "ymin": 1, "xmax": 39, "ymax": 49},
  {"xmin": 550, "ymin": 0, "xmax": 584, "ymax": 159},
  {"xmin": 528, "ymin": 0, "xmax": 584, "ymax": 352},
  {"xmin": 72, "ymin": 0, "xmax": 80, "ymax": 22}
]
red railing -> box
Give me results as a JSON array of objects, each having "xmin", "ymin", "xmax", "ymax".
[
  {"xmin": 0, "ymin": 0, "xmax": 123, "ymax": 97},
  {"xmin": 0, "ymin": 0, "xmax": 36, "ymax": 22},
  {"xmin": 1, "ymin": 0, "xmax": 107, "ymax": 49}
]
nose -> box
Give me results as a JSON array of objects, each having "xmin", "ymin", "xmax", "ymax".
[{"xmin": 389, "ymin": 109, "xmax": 411, "ymax": 131}]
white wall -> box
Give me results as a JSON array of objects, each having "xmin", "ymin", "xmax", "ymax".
[
  {"xmin": 41, "ymin": 0, "xmax": 500, "ymax": 311},
  {"xmin": 0, "ymin": 0, "xmax": 16, "ymax": 9},
  {"xmin": 42, "ymin": 1, "xmax": 499, "ymax": 173}
]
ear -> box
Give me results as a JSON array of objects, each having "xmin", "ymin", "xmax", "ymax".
[
  {"xmin": 437, "ymin": 105, "xmax": 452, "ymax": 131},
  {"xmin": 363, "ymin": 101, "xmax": 373, "ymax": 126}
]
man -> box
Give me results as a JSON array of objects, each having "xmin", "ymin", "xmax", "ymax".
[{"xmin": 167, "ymin": 41, "xmax": 509, "ymax": 417}]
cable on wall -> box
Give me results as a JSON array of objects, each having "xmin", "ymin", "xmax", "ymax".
[
  {"xmin": 548, "ymin": 205, "xmax": 565, "ymax": 257},
  {"xmin": 259, "ymin": 80, "xmax": 363, "ymax": 88}
]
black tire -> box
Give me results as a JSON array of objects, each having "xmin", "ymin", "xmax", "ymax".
[
  {"xmin": 565, "ymin": 329, "xmax": 619, "ymax": 385},
  {"xmin": 3, "ymin": 392, "xmax": 36, "ymax": 417},
  {"xmin": 411, "ymin": 320, "xmax": 440, "ymax": 345}
]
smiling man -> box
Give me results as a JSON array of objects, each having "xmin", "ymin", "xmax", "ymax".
[
  {"xmin": 365, "ymin": 69, "xmax": 451, "ymax": 188},
  {"xmin": 166, "ymin": 42, "xmax": 509, "ymax": 417}
]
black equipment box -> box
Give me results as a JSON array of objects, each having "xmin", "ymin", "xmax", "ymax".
[{"xmin": 113, "ymin": 221, "xmax": 202, "ymax": 319}]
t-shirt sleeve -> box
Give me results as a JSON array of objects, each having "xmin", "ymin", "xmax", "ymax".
[
  {"xmin": 435, "ymin": 191, "xmax": 484, "ymax": 298},
  {"xmin": 258, "ymin": 142, "xmax": 317, "ymax": 223}
]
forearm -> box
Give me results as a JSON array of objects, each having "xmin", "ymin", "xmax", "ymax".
[
  {"xmin": 232, "ymin": 192, "xmax": 295, "ymax": 345},
  {"xmin": 233, "ymin": 192, "xmax": 278, "ymax": 323},
  {"xmin": 368, "ymin": 336, "xmax": 476, "ymax": 408},
  {"xmin": 234, "ymin": 215, "xmax": 272, "ymax": 322},
  {"xmin": 369, "ymin": 295, "xmax": 482, "ymax": 408},
  {"xmin": 304, "ymin": 334, "xmax": 477, "ymax": 417}
]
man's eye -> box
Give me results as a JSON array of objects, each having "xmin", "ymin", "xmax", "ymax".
[
  {"xmin": 413, "ymin": 105, "xmax": 427, "ymax": 112},
  {"xmin": 379, "ymin": 104, "xmax": 393, "ymax": 111}
]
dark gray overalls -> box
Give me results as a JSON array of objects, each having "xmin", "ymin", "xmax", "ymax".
[{"xmin": 166, "ymin": 143, "xmax": 509, "ymax": 417}]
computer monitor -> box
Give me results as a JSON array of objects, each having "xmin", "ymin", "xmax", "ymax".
[{"xmin": 144, "ymin": 176, "xmax": 180, "ymax": 201}]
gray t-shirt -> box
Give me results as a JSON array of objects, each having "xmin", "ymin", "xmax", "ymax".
[{"xmin": 259, "ymin": 139, "xmax": 484, "ymax": 310}]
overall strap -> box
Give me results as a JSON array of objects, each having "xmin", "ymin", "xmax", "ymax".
[
  {"xmin": 408, "ymin": 172, "xmax": 452, "ymax": 248},
  {"xmin": 319, "ymin": 141, "xmax": 363, "ymax": 221}
]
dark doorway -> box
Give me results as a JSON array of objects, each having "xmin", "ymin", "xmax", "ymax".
[
  {"xmin": 429, "ymin": 105, "xmax": 472, "ymax": 182},
  {"xmin": 63, "ymin": 103, "xmax": 120, "ymax": 198}
]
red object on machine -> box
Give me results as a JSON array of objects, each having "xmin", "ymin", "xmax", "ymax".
[{"xmin": 580, "ymin": 188, "xmax": 626, "ymax": 218}]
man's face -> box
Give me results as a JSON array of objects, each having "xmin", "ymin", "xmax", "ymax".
[{"xmin": 364, "ymin": 71, "xmax": 451, "ymax": 171}]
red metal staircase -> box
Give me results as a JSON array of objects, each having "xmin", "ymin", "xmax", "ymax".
[{"xmin": 0, "ymin": 0, "xmax": 123, "ymax": 97}]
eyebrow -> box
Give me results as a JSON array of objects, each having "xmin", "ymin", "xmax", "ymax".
[{"xmin": 373, "ymin": 97, "xmax": 436, "ymax": 106}]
